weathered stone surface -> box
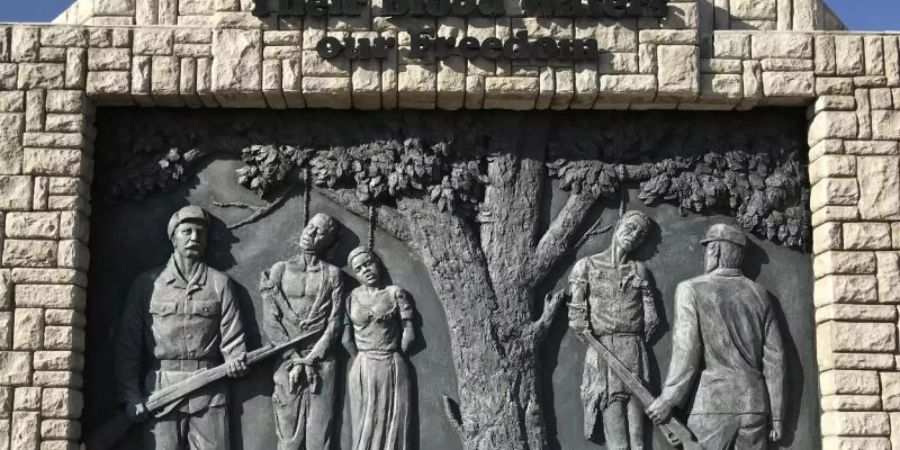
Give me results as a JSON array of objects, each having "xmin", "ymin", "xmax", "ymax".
[
  {"xmin": 40, "ymin": 389, "xmax": 82, "ymax": 419},
  {"xmin": 212, "ymin": 29, "xmax": 261, "ymax": 95},
  {"xmin": 821, "ymin": 395, "xmax": 882, "ymax": 412},
  {"xmin": 818, "ymin": 321, "xmax": 897, "ymax": 353},
  {"xmin": 752, "ymin": 33, "xmax": 813, "ymax": 59},
  {"xmin": 15, "ymin": 285, "xmax": 84, "ymax": 310},
  {"xmin": 816, "ymin": 35, "xmax": 837, "ymax": 75},
  {"xmin": 133, "ymin": 29, "xmax": 173, "ymax": 56},
  {"xmin": 0, "ymin": 114, "xmax": 23, "ymax": 174},
  {"xmin": 856, "ymin": 156, "xmax": 900, "ymax": 220},
  {"xmin": 881, "ymin": 373, "xmax": 900, "ymax": 410},
  {"xmin": 872, "ymin": 111, "xmax": 900, "ymax": 140},
  {"xmin": 836, "ymin": 36, "xmax": 865, "ymax": 76},
  {"xmin": 86, "ymin": 71, "xmax": 130, "ymax": 96},
  {"xmin": 730, "ymin": 0, "xmax": 776, "ymax": 19},
  {"xmin": 814, "ymin": 275, "xmax": 878, "ymax": 306},
  {"xmin": 302, "ymin": 77, "xmax": 351, "ymax": 108},
  {"xmin": 87, "ymin": 48, "xmax": 130, "ymax": 71},
  {"xmin": 12, "ymin": 308, "xmax": 43, "ymax": 351},
  {"xmin": 822, "ymin": 436, "xmax": 891, "ymax": 450},
  {"xmin": 762, "ymin": 71, "xmax": 814, "ymax": 97},
  {"xmin": 3, "ymin": 240, "xmax": 56, "ymax": 268},
  {"xmin": 11, "ymin": 28, "xmax": 39, "ymax": 63},
  {"xmin": 17, "ymin": 64, "xmax": 65, "ymax": 90},
  {"xmin": 699, "ymin": 73, "xmax": 742, "ymax": 98},
  {"xmin": 23, "ymin": 149, "xmax": 82, "ymax": 177},
  {"xmin": 0, "ymin": 312, "xmax": 10, "ymax": 349},
  {"xmin": 843, "ymin": 223, "xmax": 892, "ymax": 250},
  {"xmin": 6, "ymin": 213, "xmax": 59, "ymax": 239},
  {"xmin": 12, "ymin": 387, "xmax": 40, "ymax": 411},
  {"xmin": 825, "ymin": 353, "xmax": 896, "ymax": 371},
  {"xmin": 0, "ymin": 176, "xmax": 32, "ymax": 210},
  {"xmin": 657, "ymin": 45, "xmax": 698, "ymax": 96},
  {"xmin": 815, "ymin": 251, "xmax": 876, "ymax": 278},
  {"xmin": 713, "ymin": 34, "xmax": 750, "ymax": 59},
  {"xmin": 11, "ymin": 412, "xmax": 38, "ymax": 450},
  {"xmin": 809, "ymin": 155, "xmax": 856, "ymax": 184},
  {"xmin": 821, "ymin": 370, "xmax": 881, "ymax": 395},
  {"xmin": 816, "ymin": 304, "xmax": 897, "ymax": 323},
  {"xmin": 845, "ymin": 140, "xmax": 899, "ymax": 155},
  {"xmin": 811, "ymin": 178, "xmax": 859, "ymax": 210},
  {"xmin": 42, "ymin": 326, "xmax": 84, "ymax": 351},
  {"xmin": 876, "ymin": 252, "xmax": 900, "ymax": 304},
  {"xmin": 40, "ymin": 419, "xmax": 80, "ymax": 441},
  {"xmin": 809, "ymin": 111, "xmax": 858, "ymax": 144},
  {"xmin": 33, "ymin": 352, "xmax": 83, "ymax": 372},
  {"xmin": 0, "ymin": 352, "xmax": 31, "ymax": 385},
  {"xmin": 814, "ymin": 223, "xmax": 842, "ymax": 255},
  {"xmin": 821, "ymin": 411, "xmax": 890, "ymax": 436}
]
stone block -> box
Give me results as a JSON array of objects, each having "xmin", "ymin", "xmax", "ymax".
[
  {"xmin": 814, "ymin": 275, "xmax": 878, "ymax": 306},
  {"xmin": 865, "ymin": 36, "xmax": 885, "ymax": 76},
  {"xmin": 6, "ymin": 213, "xmax": 59, "ymax": 239},
  {"xmin": 44, "ymin": 114, "xmax": 84, "ymax": 134},
  {"xmin": 0, "ymin": 177, "xmax": 32, "ymax": 210},
  {"xmin": 835, "ymin": 36, "xmax": 865, "ymax": 76},
  {"xmin": 856, "ymin": 156, "xmax": 900, "ymax": 220},
  {"xmin": 877, "ymin": 252, "xmax": 900, "ymax": 303},
  {"xmin": 845, "ymin": 140, "xmax": 899, "ymax": 155},
  {"xmin": 0, "ymin": 64, "xmax": 17, "ymax": 90},
  {"xmin": 151, "ymin": 55, "xmax": 181, "ymax": 100},
  {"xmin": 699, "ymin": 74, "xmax": 742, "ymax": 99},
  {"xmin": 752, "ymin": 33, "xmax": 813, "ymax": 59},
  {"xmin": 730, "ymin": 0, "xmax": 776, "ymax": 19},
  {"xmin": 133, "ymin": 29, "xmax": 174, "ymax": 56},
  {"xmin": 43, "ymin": 310, "xmax": 85, "ymax": 328},
  {"xmin": 57, "ymin": 240, "xmax": 89, "ymax": 270},
  {"xmin": 43, "ymin": 326, "xmax": 84, "ymax": 351},
  {"xmin": 816, "ymin": 35, "xmax": 837, "ymax": 75},
  {"xmin": 12, "ymin": 309, "xmax": 43, "ymax": 351},
  {"xmin": 212, "ymin": 29, "xmax": 262, "ymax": 95},
  {"xmin": 843, "ymin": 223, "xmax": 892, "ymax": 250},
  {"xmin": 814, "ymin": 223, "xmax": 842, "ymax": 254},
  {"xmin": 815, "ymin": 251, "xmax": 876, "ymax": 278},
  {"xmin": 0, "ymin": 114, "xmax": 23, "ymax": 174},
  {"xmin": 86, "ymin": 71, "xmax": 130, "ymax": 97},
  {"xmin": 808, "ymin": 111, "xmax": 858, "ymax": 144},
  {"xmin": 40, "ymin": 419, "xmax": 79, "ymax": 440},
  {"xmin": 821, "ymin": 411, "xmax": 890, "ymax": 436},
  {"xmin": 0, "ymin": 352, "xmax": 31, "ymax": 385},
  {"xmin": 3, "ymin": 240, "xmax": 56, "ymax": 268},
  {"xmin": 33, "ymin": 371, "xmax": 82, "ymax": 389},
  {"xmin": 12, "ymin": 388, "xmax": 40, "ymax": 411},
  {"xmin": 11, "ymin": 28, "xmax": 39, "ymax": 63},
  {"xmin": 0, "ymin": 313, "xmax": 10, "ymax": 349},
  {"xmin": 302, "ymin": 77, "xmax": 351, "ymax": 109},
  {"xmin": 821, "ymin": 395, "xmax": 881, "ymax": 411},
  {"xmin": 33, "ymin": 352, "xmax": 82, "ymax": 372},
  {"xmin": 818, "ymin": 321, "xmax": 896, "ymax": 353},
  {"xmin": 816, "ymin": 305, "xmax": 897, "ymax": 323},
  {"xmin": 872, "ymin": 111, "xmax": 900, "ymax": 140},
  {"xmin": 64, "ymin": 48, "xmax": 85, "ymax": 90},
  {"xmin": 15, "ymin": 285, "xmax": 85, "ymax": 310},
  {"xmin": 39, "ymin": 27, "xmax": 87, "ymax": 48},
  {"xmin": 821, "ymin": 370, "xmax": 881, "ymax": 395},
  {"xmin": 825, "ymin": 353, "xmax": 896, "ymax": 371},
  {"xmin": 657, "ymin": 45, "xmax": 698, "ymax": 97},
  {"xmin": 713, "ymin": 34, "xmax": 750, "ymax": 59},
  {"xmin": 483, "ymin": 76, "xmax": 538, "ymax": 110},
  {"xmin": 762, "ymin": 71, "xmax": 814, "ymax": 97},
  {"xmin": 17, "ymin": 63, "xmax": 65, "ymax": 90},
  {"xmin": 10, "ymin": 412, "xmax": 38, "ymax": 450},
  {"xmin": 23, "ymin": 149, "xmax": 82, "ymax": 177},
  {"xmin": 809, "ymin": 155, "xmax": 856, "ymax": 184},
  {"xmin": 87, "ymin": 48, "xmax": 130, "ymax": 71},
  {"xmin": 638, "ymin": 30, "xmax": 698, "ymax": 45},
  {"xmin": 40, "ymin": 389, "xmax": 82, "ymax": 419},
  {"xmin": 810, "ymin": 178, "xmax": 859, "ymax": 210}
]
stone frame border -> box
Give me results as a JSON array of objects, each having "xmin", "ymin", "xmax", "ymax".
[{"xmin": 0, "ymin": 2, "xmax": 898, "ymax": 448}]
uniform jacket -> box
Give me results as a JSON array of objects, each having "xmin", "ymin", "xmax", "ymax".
[
  {"xmin": 660, "ymin": 268, "xmax": 785, "ymax": 420},
  {"xmin": 115, "ymin": 257, "xmax": 247, "ymax": 414}
]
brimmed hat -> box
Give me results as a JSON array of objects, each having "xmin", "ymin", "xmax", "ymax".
[
  {"xmin": 167, "ymin": 205, "xmax": 209, "ymax": 238},
  {"xmin": 700, "ymin": 223, "xmax": 746, "ymax": 247}
]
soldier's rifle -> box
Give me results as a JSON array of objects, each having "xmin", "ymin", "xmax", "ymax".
[
  {"xmin": 84, "ymin": 327, "xmax": 321, "ymax": 450},
  {"xmin": 581, "ymin": 331, "xmax": 702, "ymax": 450}
]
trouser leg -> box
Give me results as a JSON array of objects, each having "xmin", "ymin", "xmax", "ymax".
[
  {"xmin": 602, "ymin": 400, "xmax": 629, "ymax": 450},
  {"xmin": 735, "ymin": 414, "xmax": 767, "ymax": 450},
  {"xmin": 304, "ymin": 359, "xmax": 336, "ymax": 450},
  {"xmin": 688, "ymin": 414, "xmax": 740, "ymax": 450},
  {"xmin": 626, "ymin": 397, "xmax": 645, "ymax": 450},
  {"xmin": 187, "ymin": 405, "xmax": 228, "ymax": 450},
  {"xmin": 144, "ymin": 413, "xmax": 186, "ymax": 450},
  {"xmin": 273, "ymin": 383, "xmax": 306, "ymax": 450}
]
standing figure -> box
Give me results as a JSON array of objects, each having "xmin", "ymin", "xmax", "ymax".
[
  {"xmin": 260, "ymin": 213, "xmax": 344, "ymax": 450},
  {"xmin": 647, "ymin": 224, "xmax": 785, "ymax": 450},
  {"xmin": 568, "ymin": 210, "xmax": 658, "ymax": 450},
  {"xmin": 116, "ymin": 205, "xmax": 249, "ymax": 450},
  {"xmin": 344, "ymin": 247, "xmax": 415, "ymax": 450}
]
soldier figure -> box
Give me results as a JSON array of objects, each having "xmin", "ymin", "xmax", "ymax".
[
  {"xmin": 260, "ymin": 213, "xmax": 344, "ymax": 450},
  {"xmin": 568, "ymin": 210, "xmax": 658, "ymax": 450},
  {"xmin": 647, "ymin": 224, "xmax": 785, "ymax": 450},
  {"xmin": 116, "ymin": 205, "xmax": 249, "ymax": 450}
]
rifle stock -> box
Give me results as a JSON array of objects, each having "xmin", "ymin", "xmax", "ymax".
[
  {"xmin": 582, "ymin": 331, "xmax": 701, "ymax": 450},
  {"xmin": 84, "ymin": 327, "xmax": 320, "ymax": 450}
]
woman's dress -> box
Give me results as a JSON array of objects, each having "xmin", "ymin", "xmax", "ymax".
[{"xmin": 347, "ymin": 285, "xmax": 414, "ymax": 450}]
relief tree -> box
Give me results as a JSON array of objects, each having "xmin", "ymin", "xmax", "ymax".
[{"xmin": 96, "ymin": 110, "xmax": 809, "ymax": 450}]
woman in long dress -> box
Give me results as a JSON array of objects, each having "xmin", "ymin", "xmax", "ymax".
[{"xmin": 344, "ymin": 247, "xmax": 415, "ymax": 450}]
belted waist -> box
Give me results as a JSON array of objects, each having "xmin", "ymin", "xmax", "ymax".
[{"xmin": 155, "ymin": 359, "xmax": 218, "ymax": 371}]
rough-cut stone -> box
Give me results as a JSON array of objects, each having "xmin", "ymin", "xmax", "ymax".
[
  {"xmin": 212, "ymin": 29, "xmax": 262, "ymax": 99},
  {"xmin": 17, "ymin": 63, "xmax": 65, "ymax": 90},
  {"xmin": 33, "ymin": 352, "xmax": 83, "ymax": 372},
  {"xmin": 14, "ymin": 285, "xmax": 85, "ymax": 310},
  {"xmin": 809, "ymin": 111, "xmax": 858, "ymax": 144},
  {"xmin": 825, "ymin": 353, "xmax": 896, "ymax": 371},
  {"xmin": 843, "ymin": 223, "xmax": 892, "ymax": 250},
  {"xmin": 816, "ymin": 304, "xmax": 897, "ymax": 323},
  {"xmin": 762, "ymin": 71, "xmax": 814, "ymax": 97},
  {"xmin": 836, "ymin": 36, "xmax": 865, "ymax": 76},
  {"xmin": 40, "ymin": 389, "xmax": 82, "ymax": 419},
  {"xmin": 822, "ymin": 436, "xmax": 891, "ymax": 450},
  {"xmin": 12, "ymin": 309, "xmax": 43, "ymax": 350},
  {"xmin": 809, "ymin": 155, "xmax": 856, "ymax": 184},
  {"xmin": 730, "ymin": 0, "xmax": 776, "ymax": 19},
  {"xmin": 0, "ymin": 114, "xmax": 23, "ymax": 174},
  {"xmin": 818, "ymin": 321, "xmax": 897, "ymax": 353},
  {"xmin": 43, "ymin": 326, "xmax": 84, "ymax": 351},
  {"xmin": 657, "ymin": 45, "xmax": 698, "ymax": 97},
  {"xmin": 0, "ymin": 312, "xmax": 10, "ymax": 349},
  {"xmin": 856, "ymin": 156, "xmax": 900, "ymax": 220},
  {"xmin": 752, "ymin": 33, "xmax": 813, "ymax": 59},
  {"xmin": 821, "ymin": 395, "xmax": 882, "ymax": 412},
  {"xmin": 0, "ymin": 352, "xmax": 31, "ymax": 385},
  {"xmin": 881, "ymin": 373, "xmax": 900, "ymax": 410},
  {"xmin": 814, "ymin": 275, "xmax": 878, "ymax": 306},
  {"xmin": 0, "ymin": 177, "xmax": 33, "ymax": 210},
  {"xmin": 845, "ymin": 140, "xmax": 899, "ymax": 155},
  {"xmin": 2, "ymin": 240, "xmax": 57, "ymax": 268},
  {"xmin": 816, "ymin": 35, "xmax": 837, "ymax": 75},
  {"xmin": 40, "ymin": 419, "xmax": 80, "ymax": 441},
  {"xmin": 814, "ymin": 251, "xmax": 876, "ymax": 278},
  {"xmin": 11, "ymin": 412, "xmax": 38, "ymax": 450},
  {"xmin": 821, "ymin": 370, "xmax": 881, "ymax": 395},
  {"xmin": 872, "ymin": 111, "xmax": 900, "ymax": 140},
  {"xmin": 11, "ymin": 28, "xmax": 39, "ymax": 63},
  {"xmin": 6, "ymin": 213, "xmax": 59, "ymax": 239},
  {"xmin": 810, "ymin": 178, "xmax": 859, "ymax": 210},
  {"xmin": 23, "ymin": 149, "xmax": 82, "ymax": 177},
  {"xmin": 822, "ymin": 411, "xmax": 890, "ymax": 436},
  {"xmin": 86, "ymin": 71, "xmax": 130, "ymax": 97},
  {"xmin": 814, "ymin": 223, "xmax": 842, "ymax": 255},
  {"xmin": 713, "ymin": 34, "xmax": 750, "ymax": 59},
  {"xmin": 133, "ymin": 29, "xmax": 174, "ymax": 56},
  {"xmin": 877, "ymin": 252, "xmax": 900, "ymax": 304},
  {"xmin": 13, "ymin": 387, "xmax": 40, "ymax": 411},
  {"xmin": 87, "ymin": 48, "xmax": 130, "ymax": 71}
]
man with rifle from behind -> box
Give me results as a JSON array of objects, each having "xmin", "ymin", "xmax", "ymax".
[{"xmin": 115, "ymin": 206, "xmax": 249, "ymax": 449}]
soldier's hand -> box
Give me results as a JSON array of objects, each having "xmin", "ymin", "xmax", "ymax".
[
  {"xmin": 225, "ymin": 353, "xmax": 249, "ymax": 378},
  {"xmin": 769, "ymin": 420, "xmax": 784, "ymax": 442},
  {"xmin": 646, "ymin": 398, "xmax": 674, "ymax": 425},
  {"xmin": 124, "ymin": 402, "xmax": 148, "ymax": 422}
]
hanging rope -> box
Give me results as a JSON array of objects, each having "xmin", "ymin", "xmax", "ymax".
[
  {"xmin": 367, "ymin": 203, "xmax": 377, "ymax": 251},
  {"xmin": 302, "ymin": 167, "xmax": 311, "ymax": 226},
  {"xmin": 618, "ymin": 164, "xmax": 628, "ymax": 216}
]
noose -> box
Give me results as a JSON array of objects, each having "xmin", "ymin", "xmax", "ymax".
[
  {"xmin": 367, "ymin": 203, "xmax": 377, "ymax": 251},
  {"xmin": 302, "ymin": 167, "xmax": 311, "ymax": 227}
]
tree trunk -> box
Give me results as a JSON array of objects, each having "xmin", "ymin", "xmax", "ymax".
[{"xmin": 399, "ymin": 198, "xmax": 550, "ymax": 450}]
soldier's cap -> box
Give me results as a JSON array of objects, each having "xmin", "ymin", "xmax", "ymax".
[
  {"xmin": 700, "ymin": 223, "xmax": 746, "ymax": 247},
  {"xmin": 167, "ymin": 205, "xmax": 209, "ymax": 238}
]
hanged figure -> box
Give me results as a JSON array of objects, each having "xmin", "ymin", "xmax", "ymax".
[
  {"xmin": 260, "ymin": 213, "xmax": 344, "ymax": 450},
  {"xmin": 343, "ymin": 246, "xmax": 415, "ymax": 450},
  {"xmin": 568, "ymin": 210, "xmax": 658, "ymax": 450}
]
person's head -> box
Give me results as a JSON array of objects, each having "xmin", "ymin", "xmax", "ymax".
[
  {"xmin": 613, "ymin": 210, "xmax": 651, "ymax": 254},
  {"xmin": 299, "ymin": 213, "xmax": 338, "ymax": 253},
  {"xmin": 701, "ymin": 224, "xmax": 746, "ymax": 273},
  {"xmin": 167, "ymin": 206, "xmax": 209, "ymax": 260},
  {"xmin": 348, "ymin": 247, "xmax": 381, "ymax": 287}
]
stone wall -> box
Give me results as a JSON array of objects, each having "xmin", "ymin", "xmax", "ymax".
[{"xmin": 0, "ymin": 0, "xmax": 895, "ymax": 448}]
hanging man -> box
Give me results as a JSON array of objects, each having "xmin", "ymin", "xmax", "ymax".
[
  {"xmin": 260, "ymin": 213, "xmax": 345, "ymax": 450},
  {"xmin": 647, "ymin": 223, "xmax": 785, "ymax": 450},
  {"xmin": 116, "ymin": 205, "xmax": 249, "ymax": 450}
]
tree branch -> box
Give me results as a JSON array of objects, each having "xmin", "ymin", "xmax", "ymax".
[
  {"xmin": 316, "ymin": 188, "xmax": 412, "ymax": 243},
  {"xmin": 529, "ymin": 192, "xmax": 601, "ymax": 285},
  {"xmin": 531, "ymin": 291, "xmax": 567, "ymax": 343},
  {"xmin": 212, "ymin": 191, "xmax": 292, "ymax": 230}
]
